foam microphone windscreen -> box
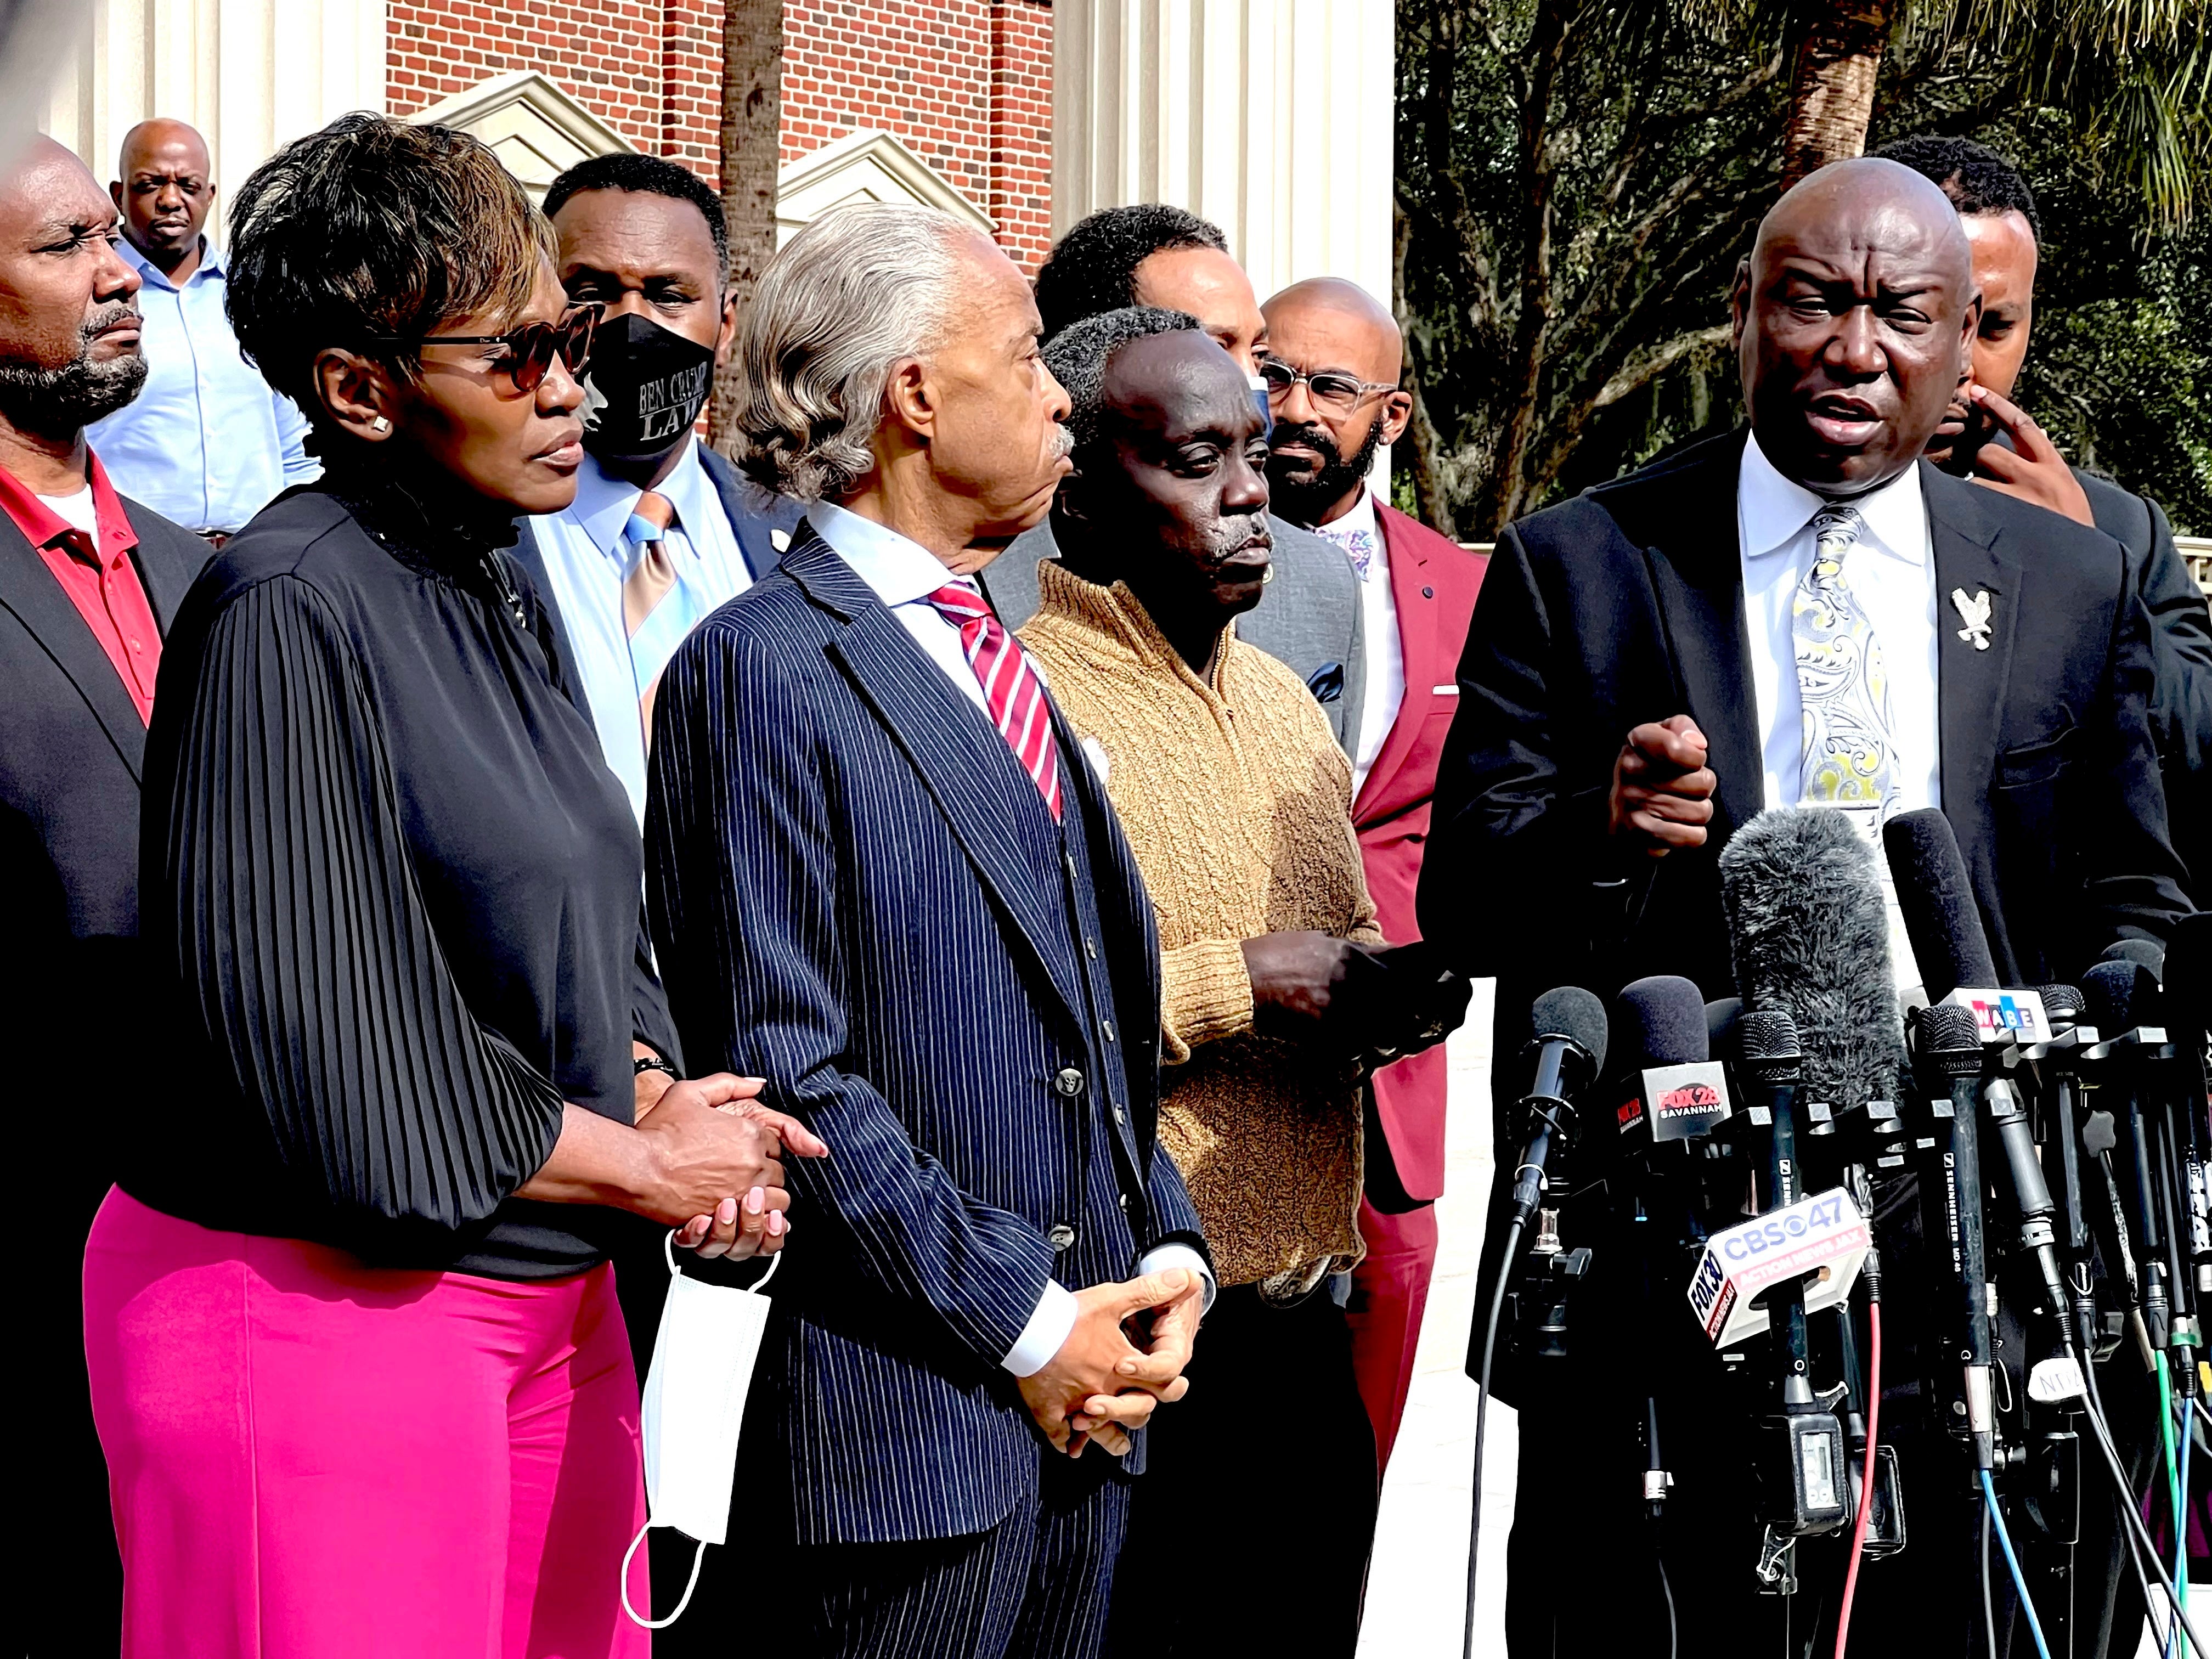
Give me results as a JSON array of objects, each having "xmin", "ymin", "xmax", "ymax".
[
  {"xmin": 2162, "ymin": 912, "xmax": 2212, "ymax": 1032},
  {"xmin": 1531, "ymin": 985, "xmax": 1609, "ymax": 1073},
  {"xmin": 1611, "ymin": 975, "xmax": 1710, "ymax": 1077},
  {"xmin": 1720, "ymin": 806, "xmax": 1908, "ymax": 1110},
  {"xmin": 2080, "ymin": 958, "xmax": 2159, "ymax": 1036},
  {"xmin": 1882, "ymin": 808, "xmax": 1999, "ymax": 1000},
  {"xmin": 2100, "ymin": 936, "xmax": 2168, "ymax": 978}
]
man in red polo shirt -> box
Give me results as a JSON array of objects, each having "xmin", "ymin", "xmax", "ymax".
[
  {"xmin": 1261, "ymin": 276, "xmax": 1488, "ymax": 1476},
  {"xmin": 0, "ymin": 135, "xmax": 208, "ymax": 1656}
]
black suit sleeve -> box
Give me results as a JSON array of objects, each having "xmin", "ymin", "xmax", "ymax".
[
  {"xmin": 2078, "ymin": 566, "xmax": 2196, "ymax": 949},
  {"xmin": 1419, "ymin": 523, "xmax": 1620, "ymax": 984},
  {"xmin": 161, "ymin": 576, "xmax": 567, "ymax": 1244},
  {"xmin": 2136, "ymin": 498, "xmax": 2212, "ymax": 892}
]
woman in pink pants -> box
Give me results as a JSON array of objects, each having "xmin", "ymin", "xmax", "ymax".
[{"xmin": 84, "ymin": 114, "xmax": 821, "ymax": 1659}]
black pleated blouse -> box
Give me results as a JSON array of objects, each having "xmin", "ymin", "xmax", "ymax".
[{"xmin": 127, "ymin": 474, "xmax": 677, "ymax": 1279}]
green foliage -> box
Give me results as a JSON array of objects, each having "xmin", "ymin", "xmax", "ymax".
[
  {"xmin": 1981, "ymin": 110, "xmax": 2212, "ymax": 531},
  {"xmin": 1397, "ymin": 0, "xmax": 2212, "ymax": 536}
]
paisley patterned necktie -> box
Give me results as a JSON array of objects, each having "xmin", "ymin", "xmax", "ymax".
[
  {"xmin": 1319, "ymin": 519, "xmax": 1379, "ymax": 582},
  {"xmin": 1792, "ymin": 505, "xmax": 1899, "ymax": 812}
]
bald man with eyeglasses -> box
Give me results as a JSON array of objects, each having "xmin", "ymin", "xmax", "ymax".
[{"xmin": 1260, "ymin": 276, "xmax": 1488, "ymax": 1479}]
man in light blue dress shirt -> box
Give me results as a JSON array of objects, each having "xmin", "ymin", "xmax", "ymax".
[
  {"xmin": 84, "ymin": 120, "xmax": 315, "ymax": 538},
  {"xmin": 512, "ymin": 153, "xmax": 798, "ymax": 823}
]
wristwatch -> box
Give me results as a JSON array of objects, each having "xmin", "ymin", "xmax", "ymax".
[{"xmin": 634, "ymin": 1056, "xmax": 681, "ymax": 1082}]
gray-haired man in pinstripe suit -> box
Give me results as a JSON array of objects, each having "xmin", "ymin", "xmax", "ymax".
[{"xmin": 644, "ymin": 201, "xmax": 1216, "ymax": 1658}]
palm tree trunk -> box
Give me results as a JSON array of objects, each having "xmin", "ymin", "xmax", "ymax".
[
  {"xmin": 710, "ymin": 0, "xmax": 785, "ymax": 453},
  {"xmin": 1778, "ymin": 0, "xmax": 1898, "ymax": 188}
]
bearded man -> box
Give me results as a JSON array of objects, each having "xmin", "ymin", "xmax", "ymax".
[{"xmin": 0, "ymin": 134, "xmax": 209, "ymax": 1657}]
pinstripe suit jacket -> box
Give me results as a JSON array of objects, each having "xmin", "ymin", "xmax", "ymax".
[{"xmin": 644, "ymin": 525, "xmax": 1207, "ymax": 1546}]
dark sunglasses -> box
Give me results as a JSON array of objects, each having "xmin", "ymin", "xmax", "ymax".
[{"xmin": 369, "ymin": 303, "xmax": 600, "ymax": 392}]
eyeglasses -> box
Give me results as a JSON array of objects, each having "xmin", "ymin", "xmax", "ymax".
[
  {"xmin": 368, "ymin": 304, "xmax": 600, "ymax": 393},
  {"xmin": 1257, "ymin": 357, "xmax": 1398, "ymax": 413}
]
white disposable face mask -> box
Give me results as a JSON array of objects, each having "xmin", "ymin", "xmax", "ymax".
[{"xmin": 620, "ymin": 1233, "xmax": 781, "ymax": 1629}]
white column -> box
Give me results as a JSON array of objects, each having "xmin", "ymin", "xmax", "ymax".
[
  {"xmin": 1053, "ymin": 0, "xmax": 1396, "ymax": 317},
  {"xmin": 37, "ymin": 0, "xmax": 388, "ymax": 241}
]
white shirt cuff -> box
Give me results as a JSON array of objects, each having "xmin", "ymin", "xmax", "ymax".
[
  {"xmin": 1139, "ymin": 1243, "xmax": 1217, "ymax": 1313},
  {"xmin": 1001, "ymin": 1278, "xmax": 1079, "ymax": 1378}
]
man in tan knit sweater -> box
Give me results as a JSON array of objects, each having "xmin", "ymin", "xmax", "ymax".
[{"xmin": 1018, "ymin": 306, "xmax": 1407, "ymax": 1658}]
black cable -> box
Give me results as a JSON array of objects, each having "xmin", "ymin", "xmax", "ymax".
[
  {"xmin": 2087, "ymin": 1355, "xmax": 2171, "ymax": 1651},
  {"xmin": 1982, "ymin": 1495, "xmax": 1999, "ymax": 1659},
  {"xmin": 1464, "ymin": 1215, "xmax": 1524, "ymax": 1659},
  {"xmin": 1655, "ymin": 1547, "xmax": 1678, "ymax": 1659},
  {"xmin": 2078, "ymin": 1367, "xmax": 2208, "ymax": 1656}
]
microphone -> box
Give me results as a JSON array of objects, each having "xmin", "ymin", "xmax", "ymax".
[
  {"xmin": 1717, "ymin": 808, "xmax": 1901, "ymax": 1553},
  {"xmin": 1506, "ymin": 986, "xmax": 1609, "ymax": 1227},
  {"xmin": 2084, "ymin": 958, "xmax": 2172, "ymax": 1361},
  {"xmin": 1720, "ymin": 807, "xmax": 1910, "ymax": 1115},
  {"xmin": 2101, "ymin": 936, "xmax": 2168, "ymax": 978},
  {"xmin": 1914, "ymin": 1000, "xmax": 1998, "ymax": 1470},
  {"xmin": 1883, "ymin": 809, "xmax": 1995, "ymax": 1001},
  {"xmin": 1464, "ymin": 988, "xmax": 1606, "ymax": 1658},
  {"xmin": 2083, "ymin": 958, "xmax": 2202, "ymax": 1385},
  {"xmin": 1612, "ymin": 975, "xmax": 1728, "ymax": 1152},
  {"xmin": 1706, "ymin": 996, "xmax": 1743, "ymax": 1061},
  {"xmin": 2159, "ymin": 917, "xmax": 2212, "ymax": 1305},
  {"xmin": 1608, "ymin": 975, "xmax": 1714, "ymax": 1524}
]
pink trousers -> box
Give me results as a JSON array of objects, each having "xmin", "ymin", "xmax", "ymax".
[
  {"xmin": 1346, "ymin": 1197, "xmax": 1441, "ymax": 1475},
  {"xmin": 83, "ymin": 1188, "xmax": 651, "ymax": 1659}
]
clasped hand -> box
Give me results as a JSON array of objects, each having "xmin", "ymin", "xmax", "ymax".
[
  {"xmin": 1610, "ymin": 714, "xmax": 1714, "ymax": 857},
  {"xmin": 634, "ymin": 1071, "xmax": 829, "ymax": 1260},
  {"xmin": 1018, "ymin": 1268, "xmax": 1205, "ymax": 1460}
]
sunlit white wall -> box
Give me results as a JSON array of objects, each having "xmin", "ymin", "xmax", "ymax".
[
  {"xmin": 1053, "ymin": 0, "xmax": 1396, "ymax": 323},
  {"xmin": 38, "ymin": 0, "xmax": 387, "ymax": 240}
]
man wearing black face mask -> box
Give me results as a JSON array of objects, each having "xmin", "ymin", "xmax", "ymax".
[{"xmin": 516, "ymin": 154, "xmax": 800, "ymax": 823}]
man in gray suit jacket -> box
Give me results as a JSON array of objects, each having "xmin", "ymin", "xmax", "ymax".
[
  {"xmin": 984, "ymin": 513, "xmax": 1365, "ymax": 752},
  {"xmin": 986, "ymin": 203, "xmax": 1367, "ymax": 755}
]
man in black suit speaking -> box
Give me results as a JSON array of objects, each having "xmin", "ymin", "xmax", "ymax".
[{"xmin": 1420, "ymin": 157, "xmax": 2190, "ymax": 1655}]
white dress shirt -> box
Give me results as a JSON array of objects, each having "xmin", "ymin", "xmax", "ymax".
[
  {"xmin": 808, "ymin": 501, "xmax": 1215, "ymax": 1377},
  {"xmin": 87, "ymin": 238, "xmax": 317, "ymax": 533},
  {"xmin": 527, "ymin": 436, "xmax": 755, "ymax": 822},
  {"xmin": 1737, "ymin": 431, "xmax": 1942, "ymax": 815},
  {"xmin": 1313, "ymin": 487, "xmax": 1405, "ymax": 799}
]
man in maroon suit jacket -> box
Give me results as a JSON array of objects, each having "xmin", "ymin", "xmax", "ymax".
[{"xmin": 1262, "ymin": 277, "xmax": 1486, "ymax": 1470}]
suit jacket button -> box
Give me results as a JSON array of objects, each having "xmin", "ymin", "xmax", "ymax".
[
  {"xmin": 1049, "ymin": 1223, "xmax": 1077, "ymax": 1251},
  {"xmin": 1055, "ymin": 1068, "xmax": 1085, "ymax": 1098}
]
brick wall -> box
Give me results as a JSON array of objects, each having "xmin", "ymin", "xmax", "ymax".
[
  {"xmin": 780, "ymin": 0, "xmax": 1052, "ymax": 268},
  {"xmin": 387, "ymin": 0, "xmax": 1051, "ymax": 267}
]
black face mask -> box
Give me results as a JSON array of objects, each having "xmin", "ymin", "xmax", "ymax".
[{"xmin": 578, "ymin": 311, "xmax": 718, "ymax": 464}]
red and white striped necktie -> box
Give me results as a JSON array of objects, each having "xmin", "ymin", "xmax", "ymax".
[{"xmin": 925, "ymin": 582, "xmax": 1062, "ymax": 821}]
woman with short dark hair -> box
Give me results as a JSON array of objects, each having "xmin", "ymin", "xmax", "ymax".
[{"xmin": 82, "ymin": 114, "xmax": 818, "ymax": 1657}]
